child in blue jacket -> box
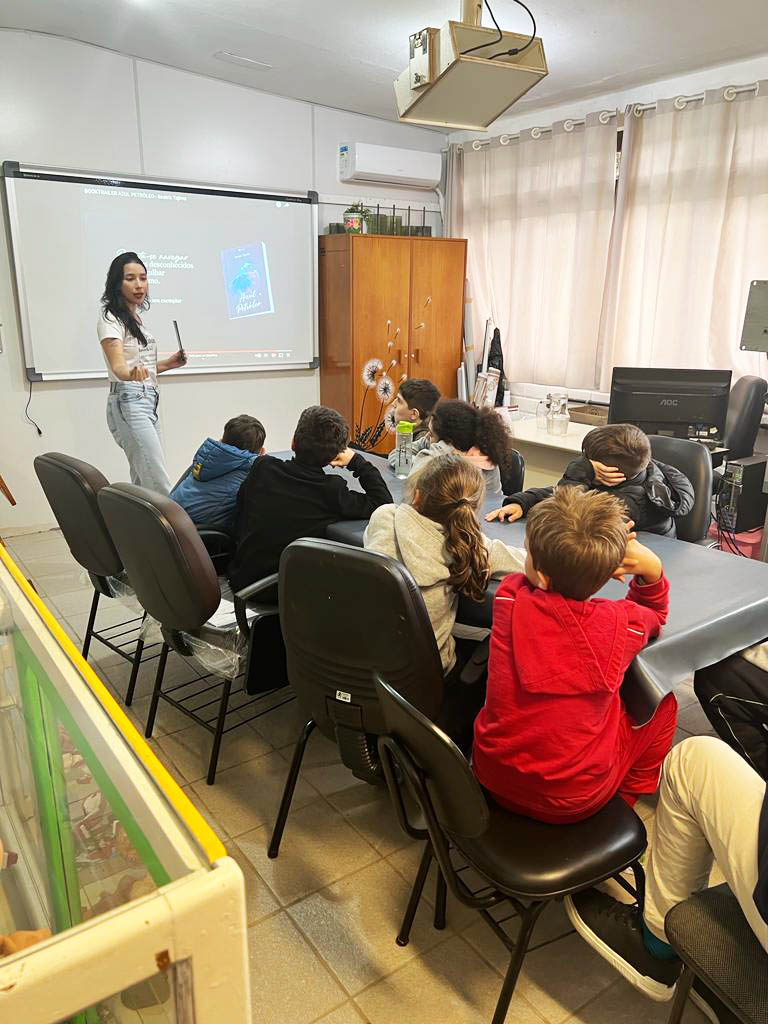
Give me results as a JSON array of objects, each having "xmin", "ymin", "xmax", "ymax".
[{"xmin": 171, "ymin": 415, "xmax": 265, "ymax": 533}]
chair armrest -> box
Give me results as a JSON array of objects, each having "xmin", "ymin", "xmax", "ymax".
[
  {"xmin": 198, "ymin": 528, "xmax": 235, "ymax": 573},
  {"xmin": 234, "ymin": 573, "xmax": 279, "ymax": 603},
  {"xmin": 233, "ymin": 573, "xmax": 280, "ymax": 636}
]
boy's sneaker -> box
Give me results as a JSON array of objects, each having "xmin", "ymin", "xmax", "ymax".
[
  {"xmin": 564, "ymin": 889, "xmax": 682, "ymax": 1001},
  {"xmin": 691, "ymin": 978, "xmax": 740, "ymax": 1024}
]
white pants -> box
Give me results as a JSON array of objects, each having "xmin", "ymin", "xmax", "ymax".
[
  {"xmin": 106, "ymin": 383, "xmax": 171, "ymax": 495},
  {"xmin": 645, "ymin": 735, "xmax": 768, "ymax": 953}
]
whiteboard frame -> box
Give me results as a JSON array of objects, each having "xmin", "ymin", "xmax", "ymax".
[{"xmin": 2, "ymin": 161, "xmax": 319, "ymax": 381}]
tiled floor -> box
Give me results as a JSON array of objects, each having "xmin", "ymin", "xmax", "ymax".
[{"xmin": 4, "ymin": 527, "xmax": 717, "ymax": 1024}]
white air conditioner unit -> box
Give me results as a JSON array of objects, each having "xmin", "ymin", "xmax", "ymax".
[{"xmin": 338, "ymin": 143, "xmax": 442, "ymax": 190}]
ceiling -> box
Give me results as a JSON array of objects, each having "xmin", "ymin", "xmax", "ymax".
[{"xmin": 2, "ymin": 0, "xmax": 768, "ymax": 127}]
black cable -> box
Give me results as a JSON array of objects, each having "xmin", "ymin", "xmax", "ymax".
[
  {"xmin": 24, "ymin": 377, "xmax": 43, "ymax": 436},
  {"xmin": 461, "ymin": 0, "xmax": 503, "ymax": 55},
  {"xmin": 460, "ymin": 0, "xmax": 537, "ymax": 60}
]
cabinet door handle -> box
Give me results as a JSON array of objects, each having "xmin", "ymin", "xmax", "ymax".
[
  {"xmin": 413, "ymin": 322, "xmax": 425, "ymax": 331},
  {"xmin": 411, "ymin": 348, "xmax": 421, "ymax": 362}
]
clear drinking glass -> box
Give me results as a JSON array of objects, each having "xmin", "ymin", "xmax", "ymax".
[
  {"xmin": 536, "ymin": 398, "xmax": 549, "ymax": 430},
  {"xmin": 546, "ymin": 393, "xmax": 570, "ymax": 436}
]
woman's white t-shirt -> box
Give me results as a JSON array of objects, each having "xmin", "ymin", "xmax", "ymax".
[{"xmin": 97, "ymin": 311, "xmax": 158, "ymax": 386}]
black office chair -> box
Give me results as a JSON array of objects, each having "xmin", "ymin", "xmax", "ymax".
[
  {"xmin": 374, "ymin": 674, "xmax": 647, "ymax": 1024},
  {"xmin": 648, "ymin": 436, "xmax": 713, "ymax": 544},
  {"xmin": 723, "ymin": 376, "xmax": 768, "ymax": 460},
  {"xmin": 33, "ymin": 453, "xmax": 157, "ymax": 704},
  {"xmin": 97, "ymin": 483, "xmax": 291, "ymax": 783},
  {"xmin": 267, "ymin": 539, "xmax": 445, "ymax": 859},
  {"xmin": 500, "ymin": 448, "xmax": 525, "ymax": 497},
  {"xmin": 664, "ymin": 884, "xmax": 768, "ymax": 1024}
]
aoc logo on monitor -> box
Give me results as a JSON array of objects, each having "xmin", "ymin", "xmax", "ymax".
[
  {"xmin": 221, "ymin": 242, "xmax": 275, "ymax": 320},
  {"xmin": 659, "ymin": 399, "xmax": 679, "ymax": 407}
]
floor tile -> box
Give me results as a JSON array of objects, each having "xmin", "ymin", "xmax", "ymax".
[
  {"xmin": 672, "ymin": 680, "xmax": 697, "ymax": 711},
  {"xmin": 514, "ymin": 932, "xmax": 620, "ymax": 1024},
  {"xmin": 289, "ymin": 858, "xmax": 447, "ymax": 995},
  {"xmin": 155, "ymin": 721, "xmax": 272, "ymax": 784},
  {"xmin": 313, "ymin": 1004, "xmax": 367, "ymax": 1024},
  {"xmin": 26, "ymin": 560, "xmax": 85, "ymax": 591},
  {"xmin": 181, "ymin": 784, "xmax": 231, "ymax": 841},
  {"xmin": 51, "ymin": 586, "xmax": 109, "ymax": 618},
  {"xmin": 68, "ymin": 601, "xmax": 142, "ymax": 639},
  {"xmin": 325, "ymin": 777, "xmax": 411, "ymax": 856},
  {"xmin": 247, "ymin": 912, "xmax": 345, "ymax": 1024},
  {"xmin": 226, "ymin": 841, "xmax": 280, "ymax": 926},
  {"xmin": 462, "ymin": 900, "xmax": 574, "ymax": 973},
  {"xmin": 125, "ymin": 693, "xmax": 193, "ymax": 737},
  {"xmin": 568, "ymin": 978, "xmax": 708, "ymax": 1023},
  {"xmin": 355, "ymin": 935, "xmax": 545, "ymax": 1024},
  {"xmin": 251, "ymin": 698, "xmax": 322, "ymax": 752},
  {"xmin": 189, "ymin": 751, "xmax": 317, "ymax": 838},
  {"xmin": 676, "ymin": 702, "xmax": 715, "ymax": 737},
  {"xmin": 238, "ymin": 798, "xmax": 380, "ymax": 905}
]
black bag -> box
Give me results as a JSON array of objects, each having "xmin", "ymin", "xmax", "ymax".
[{"xmin": 694, "ymin": 654, "xmax": 768, "ymax": 779}]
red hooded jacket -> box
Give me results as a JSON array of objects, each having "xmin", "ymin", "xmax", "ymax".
[{"xmin": 472, "ymin": 572, "xmax": 670, "ymax": 822}]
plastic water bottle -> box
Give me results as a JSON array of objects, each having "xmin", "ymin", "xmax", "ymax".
[{"xmin": 394, "ymin": 421, "xmax": 414, "ymax": 479}]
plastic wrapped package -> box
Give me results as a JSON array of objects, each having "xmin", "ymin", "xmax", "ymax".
[
  {"xmin": 140, "ymin": 598, "xmax": 250, "ymax": 680},
  {"xmin": 103, "ymin": 574, "xmax": 144, "ymax": 616}
]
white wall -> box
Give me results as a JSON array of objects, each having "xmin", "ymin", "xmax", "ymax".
[
  {"xmin": 0, "ymin": 30, "xmax": 446, "ymax": 531},
  {"xmin": 451, "ymin": 53, "xmax": 768, "ymax": 141}
]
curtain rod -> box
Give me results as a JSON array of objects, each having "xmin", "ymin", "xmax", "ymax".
[
  {"xmin": 632, "ymin": 80, "xmax": 759, "ymax": 114},
  {"xmin": 469, "ymin": 110, "xmax": 616, "ymax": 150},
  {"xmin": 466, "ymin": 80, "xmax": 761, "ymax": 149}
]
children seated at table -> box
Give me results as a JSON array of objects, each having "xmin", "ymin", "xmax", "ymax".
[
  {"xmin": 229, "ymin": 405, "xmax": 392, "ymax": 592},
  {"xmin": 409, "ymin": 398, "xmax": 511, "ymax": 496},
  {"xmin": 387, "ymin": 378, "xmax": 441, "ymax": 470},
  {"xmin": 170, "ymin": 414, "xmax": 265, "ymax": 533},
  {"xmin": 473, "ymin": 485, "xmax": 678, "ymax": 823},
  {"xmin": 365, "ymin": 453, "xmax": 525, "ymax": 674},
  {"xmin": 486, "ymin": 423, "xmax": 694, "ymax": 537}
]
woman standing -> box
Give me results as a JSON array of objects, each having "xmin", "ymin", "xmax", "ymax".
[{"xmin": 98, "ymin": 253, "xmax": 186, "ymax": 493}]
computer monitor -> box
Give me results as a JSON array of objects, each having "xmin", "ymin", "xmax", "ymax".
[{"xmin": 608, "ymin": 367, "xmax": 732, "ymax": 442}]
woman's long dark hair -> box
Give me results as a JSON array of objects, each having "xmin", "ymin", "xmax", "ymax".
[
  {"xmin": 429, "ymin": 399, "xmax": 513, "ymax": 479},
  {"xmin": 101, "ymin": 252, "xmax": 150, "ymax": 347}
]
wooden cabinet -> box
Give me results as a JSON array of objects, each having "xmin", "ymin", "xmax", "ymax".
[{"xmin": 319, "ymin": 234, "xmax": 467, "ymax": 455}]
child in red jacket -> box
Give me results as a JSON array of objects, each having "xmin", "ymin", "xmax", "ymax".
[{"xmin": 473, "ymin": 486, "xmax": 677, "ymax": 824}]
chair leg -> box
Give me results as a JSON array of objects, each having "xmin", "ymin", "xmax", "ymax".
[
  {"xmin": 491, "ymin": 900, "xmax": 547, "ymax": 1024},
  {"xmin": 631, "ymin": 859, "xmax": 646, "ymax": 912},
  {"xmin": 125, "ymin": 637, "xmax": 145, "ymax": 707},
  {"xmin": 267, "ymin": 720, "xmax": 316, "ymax": 859},
  {"xmin": 81, "ymin": 590, "xmax": 100, "ymax": 659},
  {"xmin": 206, "ymin": 678, "xmax": 233, "ymax": 785},
  {"xmin": 397, "ymin": 843, "xmax": 433, "ymax": 947},
  {"xmin": 434, "ymin": 868, "xmax": 447, "ymax": 931},
  {"xmin": 145, "ymin": 643, "xmax": 169, "ymax": 738},
  {"xmin": 667, "ymin": 966, "xmax": 694, "ymax": 1024}
]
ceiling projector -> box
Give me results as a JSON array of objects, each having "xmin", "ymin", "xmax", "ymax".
[{"xmin": 394, "ymin": 0, "xmax": 547, "ymax": 131}]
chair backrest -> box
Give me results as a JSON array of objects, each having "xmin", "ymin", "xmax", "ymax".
[
  {"xmin": 724, "ymin": 375, "xmax": 768, "ymax": 459},
  {"xmin": 648, "ymin": 435, "xmax": 712, "ymax": 542},
  {"xmin": 34, "ymin": 453, "xmax": 123, "ymax": 578},
  {"xmin": 374, "ymin": 674, "xmax": 489, "ymax": 839},
  {"xmin": 500, "ymin": 447, "xmax": 525, "ymax": 497},
  {"xmin": 278, "ymin": 539, "xmax": 444, "ymax": 741},
  {"xmin": 98, "ymin": 483, "xmax": 220, "ymax": 632}
]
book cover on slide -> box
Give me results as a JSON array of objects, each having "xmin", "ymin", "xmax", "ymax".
[{"xmin": 221, "ymin": 242, "xmax": 275, "ymax": 320}]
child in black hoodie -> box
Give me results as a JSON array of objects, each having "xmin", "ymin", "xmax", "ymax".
[{"xmin": 486, "ymin": 423, "xmax": 694, "ymax": 537}]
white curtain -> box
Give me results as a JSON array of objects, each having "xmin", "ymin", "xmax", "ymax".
[
  {"xmin": 462, "ymin": 114, "xmax": 618, "ymax": 388},
  {"xmin": 597, "ymin": 85, "xmax": 768, "ymax": 390},
  {"xmin": 439, "ymin": 143, "xmax": 464, "ymax": 237}
]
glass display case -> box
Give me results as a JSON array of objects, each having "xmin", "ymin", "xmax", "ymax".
[{"xmin": 0, "ymin": 542, "xmax": 250, "ymax": 1023}]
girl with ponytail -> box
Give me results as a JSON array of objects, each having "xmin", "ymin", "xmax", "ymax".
[{"xmin": 364, "ymin": 453, "xmax": 524, "ymax": 674}]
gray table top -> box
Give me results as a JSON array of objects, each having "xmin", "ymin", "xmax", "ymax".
[{"xmin": 277, "ymin": 451, "xmax": 768, "ymax": 723}]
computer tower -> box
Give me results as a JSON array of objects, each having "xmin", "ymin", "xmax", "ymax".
[{"xmin": 718, "ymin": 456, "xmax": 768, "ymax": 533}]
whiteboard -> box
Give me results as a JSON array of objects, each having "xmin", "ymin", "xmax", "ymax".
[{"xmin": 3, "ymin": 162, "xmax": 318, "ymax": 380}]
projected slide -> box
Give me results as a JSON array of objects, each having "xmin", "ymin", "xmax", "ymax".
[{"xmin": 6, "ymin": 169, "xmax": 315, "ymax": 378}]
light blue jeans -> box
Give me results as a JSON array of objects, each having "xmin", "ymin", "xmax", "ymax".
[{"xmin": 106, "ymin": 382, "xmax": 171, "ymax": 494}]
